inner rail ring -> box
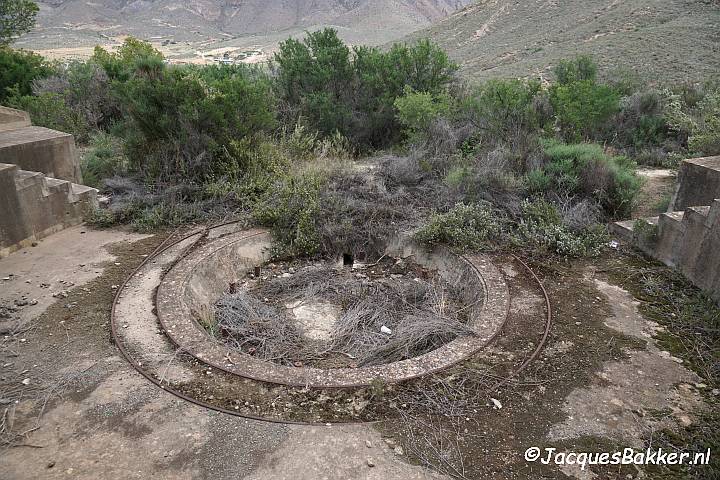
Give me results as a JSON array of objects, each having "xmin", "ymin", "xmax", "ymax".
[{"xmin": 155, "ymin": 229, "xmax": 510, "ymax": 388}]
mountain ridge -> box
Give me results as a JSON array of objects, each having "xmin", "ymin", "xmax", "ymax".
[
  {"xmin": 404, "ymin": 0, "xmax": 720, "ymax": 83},
  {"xmin": 29, "ymin": 0, "xmax": 473, "ymax": 41}
]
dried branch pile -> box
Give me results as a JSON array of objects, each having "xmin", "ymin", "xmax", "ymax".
[{"xmin": 212, "ymin": 258, "xmax": 480, "ymax": 367}]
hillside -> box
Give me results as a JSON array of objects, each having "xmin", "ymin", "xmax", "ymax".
[
  {"xmin": 15, "ymin": 0, "xmax": 473, "ymax": 61},
  {"xmin": 405, "ymin": 0, "xmax": 720, "ymax": 83}
]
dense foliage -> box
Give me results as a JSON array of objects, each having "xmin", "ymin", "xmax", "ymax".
[
  {"xmin": 1, "ymin": 30, "xmax": 718, "ymax": 257},
  {"xmin": 274, "ymin": 29, "xmax": 457, "ymax": 148},
  {"xmin": 0, "ymin": 0, "xmax": 38, "ymax": 46},
  {"xmin": 0, "ymin": 46, "xmax": 50, "ymax": 101}
]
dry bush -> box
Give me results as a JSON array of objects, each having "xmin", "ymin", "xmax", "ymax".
[
  {"xmin": 425, "ymin": 118, "xmax": 460, "ymax": 157},
  {"xmin": 212, "ymin": 260, "xmax": 478, "ymax": 367},
  {"xmin": 328, "ymin": 277, "xmax": 476, "ymax": 366},
  {"xmin": 549, "ymin": 193, "xmax": 603, "ymax": 231},
  {"xmin": 578, "ymin": 157, "xmax": 616, "ymax": 199},
  {"xmin": 318, "ymin": 162, "xmax": 456, "ymax": 258},
  {"xmin": 214, "ymin": 292, "xmax": 310, "ymax": 365},
  {"xmin": 378, "ymin": 154, "xmax": 424, "ymax": 187}
]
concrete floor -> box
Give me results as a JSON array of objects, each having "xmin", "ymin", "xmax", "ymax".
[
  {"xmin": 0, "ymin": 225, "xmax": 710, "ymax": 479},
  {"xmin": 0, "ymin": 226, "xmax": 446, "ymax": 480}
]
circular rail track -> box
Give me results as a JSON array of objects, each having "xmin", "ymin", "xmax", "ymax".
[{"xmin": 110, "ymin": 222, "xmax": 552, "ymax": 424}]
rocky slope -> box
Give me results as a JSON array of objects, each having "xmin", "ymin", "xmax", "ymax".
[
  {"xmin": 405, "ymin": 0, "xmax": 720, "ymax": 83},
  {"xmin": 24, "ymin": 0, "xmax": 473, "ymax": 46}
]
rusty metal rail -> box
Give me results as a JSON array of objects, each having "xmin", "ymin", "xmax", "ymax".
[{"xmin": 110, "ymin": 221, "xmax": 552, "ymax": 424}]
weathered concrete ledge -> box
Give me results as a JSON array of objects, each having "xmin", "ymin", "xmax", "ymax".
[
  {"xmin": 156, "ymin": 229, "xmax": 510, "ymax": 388},
  {"xmin": 0, "ymin": 106, "xmax": 31, "ymax": 133},
  {"xmin": 0, "ymin": 163, "xmax": 97, "ymax": 258},
  {"xmin": 670, "ymin": 156, "xmax": 720, "ymax": 211},
  {"xmin": 614, "ymin": 156, "xmax": 720, "ymax": 303},
  {"xmin": 0, "ymin": 126, "xmax": 83, "ymax": 184}
]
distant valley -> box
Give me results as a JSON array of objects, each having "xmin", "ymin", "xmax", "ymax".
[{"xmin": 15, "ymin": 0, "xmax": 474, "ymax": 63}]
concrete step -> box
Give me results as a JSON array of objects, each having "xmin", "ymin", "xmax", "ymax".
[
  {"xmin": 678, "ymin": 207, "xmax": 712, "ymax": 279},
  {"xmin": 13, "ymin": 169, "xmax": 45, "ymax": 190},
  {"xmin": 13, "ymin": 169, "xmax": 50, "ymax": 202},
  {"xmin": 670, "ymin": 156, "xmax": 720, "ymax": 211},
  {"xmin": 708, "ymin": 199, "xmax": 720, "ymax": 228},
  {"xmin": 70, "ymin": 183, "xmax": 98, "ymax": 204},
  {"xmin": 1, "ymin": 165, "xmax": 99, "ymax": 257},
  {"xmin": 0, "ymin": 163, "xmax": 17, "ymax": 179},
  {"xmin": 611, "ymin": 220, "xmax": 636, "ymax": 243},
  {"xmin": 0, "ymin": 125, "xmax": 73, "ymax": 148},
  {"xmin": 45, "ymin": 177, "xmax": 73, "ymax": 200},
  {"xmin": 686, "ymin": 205, "xmax": 710, "ymax": 218},
  {"xmin": 12, "ymin": 167, "xmax": 96, "ymax": 213},
  {"xmin": 656, "ymin": 211, "xmax": 686, "ymax": 266},
  {"xmin": 0, "ymin": 125, "xmax": 81, "ymax": 183},
  {"xmin": 612, "ymin": 217, "xmax": 658, "ymax": 257}
]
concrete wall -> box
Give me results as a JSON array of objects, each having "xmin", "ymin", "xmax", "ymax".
[
  {"xmin": 0, "ymin": 126, "xmax": 82, "ymax": 184},
  {"xmin": 615, "ymin": 154, "xmax": 720, "ymax": 303},
  {"xmin": 0, "ymin": 163, "xmax": 97, "ymax": 258},
  {"xmin": 670, "ymin": 156, "xmax": 720, "ymax": 211},
  {"xmin": 0, "ymin": 106, "xmax": 31, "ymax": 133},
  {"xmin": 631, "ymin": 201, "xmax": 720, "ymax": 304},
  {"xmin": 683, "ymin": 201, "xmax": 720, "ymax": 303},
  {"xmin": 0, "ymin": 164, "xmax": 30, "ymax": 250}
]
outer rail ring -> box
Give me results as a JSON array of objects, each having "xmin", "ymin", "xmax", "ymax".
[{"xmin": 110, "ymin": 221, "xmax": 552, "ymax": 424}]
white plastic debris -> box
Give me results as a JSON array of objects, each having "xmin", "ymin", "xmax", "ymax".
[
  {"xmin": 490, "ymin": 398, "xmax": 502, "ymax": 409},
  {"xmin": 380, "ymin": 326, "xmax": 392, "ymax": 335},
  {"xmin": 21, "ymin": 378, "xmax": 30, "ymax": 386},
  {"xmin": 609, "ymin": 240, "xmax": 620, "ymax": 249}
]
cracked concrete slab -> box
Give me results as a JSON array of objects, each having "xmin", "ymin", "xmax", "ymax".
[{"xmin": 548, "ymin": 277, "xmax": 705, "ymax": 449}]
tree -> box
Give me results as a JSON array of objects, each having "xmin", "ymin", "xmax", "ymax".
[
  {"xmin": 0, "ymin": 0, "xmax": 39, "ymax": 46},
  {"xmin": 274, "ymin": 28, "xmax": 457, "ymax": 148},
  {"xmin": 116, "ymin": 63, "xmax": 276, "ymax": 182},
  {"xmin": 0, "ymin": 46, "xmax": 51, "ymax": 101},
  {"xmin": 92, "ymin": 37, "xmax": 164, "ymax": 81},
  {"xmin": 274, "ymin": 29, "xmax": 353, "ymax": 135},
  {"xmin": 549, "ymin": 56, "xmax": 620, "ymax": 141},
  {"xmin": 554, "ymin": 55, "xmax": 597, "ymax": 85}
]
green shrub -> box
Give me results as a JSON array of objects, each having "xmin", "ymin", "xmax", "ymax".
[
  {"xmin": 86, "ymin": 207, "xmax": 116, "ymax": 228},
  {"xmin": 516, "ymin": 200, "xmax": 608, "ymax": 257},
  {"xmin": 0, "ymin": 0, "xmax": 39, "ymax": 46},
  {"xmin": 274, "ymin": 28, "xmax": 456, "ymax": 148},
  {"xmin": 0, "ymin": 47, "xmax": 52, "ymax": 102},
  {"xmin": 415, "ymin": 202, "xmax": 503, "ymax": 251},
  {"xmin": 394, "ymin": 87, "xmax": 451, "ymax": 143},
  {"xmin": 462, "ymin": 78, "xmax": 548, "ymax": 143},
  {"xmin": 130, "ymin": 201, "xmax": 201, "ymax": 232},
  {"xmin": 116, "ymin": 62, "xmax": 275, "ymax": 183},
  {"xmin": 541, "ymin": 141, "xmax": 641, "ymax": 218},
  {"xmin": 554, "ymin": 55, "xmax": 597, "ymax": 85},
  {"xmin": 688, "ymin": 89, "xmax": 720, "ymax": 156},
  {"xmin": 7, "ymin": 91, "xmax": 89, "ymax": 140},
  {"xmin": 283, "ymin": 124, "xmax": 320, "ymax": 160},
  {"xmin": 33, "ymin": 60, "xmax": 119, "ymax": 132},
  {"xmin": 253, "ymin": 171, "xmax": 327, "ymax": 256},
  {"xmin": 550, "ymin": 80, "xmax": 620, "ymax": 141},
  {"xmin": 89, "ymin": 187, "xmax": 210, "ymax": 231},
  {"xmin": 222, "ymin": 138, "xmax": 292, "ymax": 207},
  {"xmin": 92, "ymin": 37, "xmax": 164, "ymax": 81},
  {"xmin": 525, "ymin": 169, "xmax": 552, "ymax": 194},
  {"xmin": 444, "ymin": 165, "xmax": 473, "ymax": 188},
  {"xmin": 81, "ymin": 133, "xmax": 126, "ymax": 188},
  {"xmin": 612, "ymin": 90, "xmax": 669, "ymax": 152}
]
